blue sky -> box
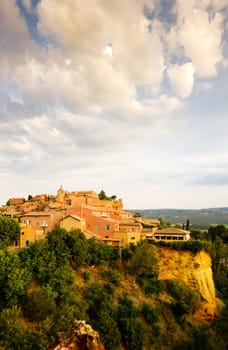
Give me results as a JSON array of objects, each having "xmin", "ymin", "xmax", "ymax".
[{"xmin": 0, "ymin": 0, "xmax": 228, "ymax": 209}]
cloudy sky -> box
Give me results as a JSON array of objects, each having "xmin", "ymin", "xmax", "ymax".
[{"xmin": 0, "ymin": 0, "xmax": 228, "ymax": 209}]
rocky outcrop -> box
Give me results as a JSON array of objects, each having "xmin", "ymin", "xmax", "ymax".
[
  {"xmin": 49, "ymin": 320, "xmax": 105, "ymax": 350},
  {"xmin": 158, "ymin": 247, "xmax": 218, "ymax": 320}
]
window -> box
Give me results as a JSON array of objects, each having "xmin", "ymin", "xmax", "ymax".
[
  {"xmin": 131, "ymin": 236, "xmax": 135, "ymax": 240},
  {"xmin": 105, "ymin": 224, "xmax": 110, "ymax": 231},
  {"xmin": 26, "ymin": 240, "xmax": 30, "ymax": 247},
  {"xmin": 95, "ymin": 224, "xmax": 99, "ymax": 231},
  {"xmin": 21, "ymin": 231, "xmax": 24, "ymax": 235},
  {"xmin": 40, "ymin": 220, "xmax": 48, "ymax": 227},
  {"xmin": 15, "ymin": 240, "xmax": 19, "ymax": 247}
]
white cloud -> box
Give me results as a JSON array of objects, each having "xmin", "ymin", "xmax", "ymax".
[
  {"xmin": 36, "ymin": 0, "xmax": 165, "ymax": 96},
  {"xmin": 175, "ymin": 3, "xmax": 223, "ymax": 77},
  {"xmin": 103, "ymin": 43, "xmax": 113, "ymax": 58},
  {"xmin": 167, "ymin": 62, "xmax": 196, "ymax": 98},
  {"xmin": 0, "ymin": 1, "xmax": 38, "ymax": 74}
]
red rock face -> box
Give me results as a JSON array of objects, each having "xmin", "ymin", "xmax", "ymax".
[{"xmin": 48, "ymin": 320, "xmax": 105, "ymax": 350}]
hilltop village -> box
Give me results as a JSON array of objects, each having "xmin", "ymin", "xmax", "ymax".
[
  {"xmin": 0, "ymin": 188, "xmax": 227, "ymax": 350},
  {"xmin": 0, "ymin": 187, "xmax": 190, "ymax": 249}
]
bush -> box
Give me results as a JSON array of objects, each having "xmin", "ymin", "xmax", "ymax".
[
  {"xmin": 142, "ymin": 303, "xmax": 160, "ymax": 324},
  {"xmin": 82, "ymin": 271, "xmax": 90, "ymax": 281},
  {"xmin": 150, "ymin": 239, "xmax": 212, "ymax": 255},
  {"xmin": 23, "ymin": 285, "xmax": 57, "ymax": 322},
  {"xmin": 166, "ymin": 279, "xmax": 201, "ymax": 316},
  {"xmin": 129, "ymin": 241, "xmax": 158, "ymax": 278},
  {"xmin": 117, "ymin": 296, "xmax": 144, "ymax": 350},
  {"xmin": 0, "ymin": 250, "xmax": 31, "ymax": 307},
  {"xmin": 136, "ymin": 276, "xmax": 160, "ymax": 295},
  {"xmin": 101, "ymin": 269, "xmax": 121, "ymax": 286},
  {"xmin": 85, "ymin": 282, "xmax": 120, "ymax": 350},
  {"xmin": 0, "ymin": 306, "xmax": 49, "ymax": 350}
]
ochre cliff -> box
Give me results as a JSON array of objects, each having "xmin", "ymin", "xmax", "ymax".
[{"xmin": 158, "ymin": 247, "xmax": 218, "ymax": 320}]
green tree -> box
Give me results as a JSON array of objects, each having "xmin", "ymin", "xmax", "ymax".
[
  {"xmin": 98, "ymin": 190, "xmax": 108, "ymax": 200},
  {"xmin": 0, "ymin": 250, "xmax": 31, "ymax": 307},
  {"xmin": 117, "ymin": 296, "xmax": 144, "ymax": 350},
  {"xmin": 211, "ymin": 237, "xmax": 227, "ymax": 274},
  {"xmin": 69, "ymin": 229, "xmax": 90, "ymax": 266},
  {"xmin": 23, "ymin": 285, "xmax": 57, "ymax": 322},
  {"xmin": 0, "ymin": 306, "xmax": 49, "ymax": 350},
  {"xmin": 133, "ymin": 212, "xmax": 142, "ymax": 218},
  {"xmin": 186, "ymin": 219, "xmax": 190, "ymax": 230},
  {"xmin": 98, "ymin": 190, "xmax": 117, "ymax": 201},
  {"xmin": 128, "ymin": 241, "xmax": 159, "ymax": 294},
  {"xmin": 208, "ymin": 225, "xmax": 227, "ymax": 243},
  {"xmin": 85, "ymin": 282, "xmax": 120, "ymax": 350},
  {"xmin": 0, "ymin": 216, "xmax": 20, "ymax": 247},
  {"xmin": 129, "ymin": 241, "xmax": 158, "ymax": 278},
  {"xmin": 19, "ymin": 240, "xmax": 57, "ymax": 284}
]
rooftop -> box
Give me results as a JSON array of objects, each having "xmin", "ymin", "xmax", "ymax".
[{"xmin": 156, "ymin": 228, "xmax": 190, "ymax": 235}]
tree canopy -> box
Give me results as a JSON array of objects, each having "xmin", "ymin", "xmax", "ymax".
[
  {"xmin": 0, "ymin": 216, "xmax": 20, "ymax": 247},
  {"xmin": 98, "ymin": 190, "xmax": 117, "ymax": 201}
]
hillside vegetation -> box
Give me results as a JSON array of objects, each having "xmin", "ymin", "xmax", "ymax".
[
  {"xmin": 0, "ymin": 223, "xmax": 227, "ymax": 349},
  {"xmin": 130, "ymin": 207, "xmax": 228, "ymax": 229}
]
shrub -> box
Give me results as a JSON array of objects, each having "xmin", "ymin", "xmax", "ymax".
[
  {"xmin": 23, "ymin": 285, "xmax": 57, "ymax": 322},
  {"xmin": 85, "ymin": 282, "xmax": 120, "ymax": 350},
  {"xmin": 166, "ymin": 279, "xmax": 201, "ymax": 316},
  {"xmin": 136, "ymin": 276, "xmax": 160, "ymax": 295},
  {"xmin": 82, "ymin": 271, "xmax": 90, "ymax": 281},
  {"xmin": 101, "ymin": 269, "xmax": 121, "ymax": 286},
  {"xmin": 142, "ymin": 303, "xmax": 160, "ymax": 324},
  {"xmin": 129, "ymin": 241, "xmax": 158, "ymax": 278},
  {"xmin": 117, "ymin": 296, "xmax": 144, "ymax": 350}
]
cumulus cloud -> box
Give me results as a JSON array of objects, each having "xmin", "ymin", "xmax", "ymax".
[
  {"xmin": 36, "ymin": 0, "xmax": 165, "ymax": 97},
  {"xmin": 167, "ymin": 62, "xmax": 195, "ymax": 98},
  {"xmin": 0, "ymin": 1, "xmax": 38, "ymax": 74},
  {"xmin": 103, "ymin": 43, "xmax": 113, "ymax": 58},
  {"xmin": 174, "ymin": 2, "xmax": 223, "ymax": 77}
]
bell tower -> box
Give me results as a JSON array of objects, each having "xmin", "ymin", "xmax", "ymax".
[{"xmin": 56, "ymin": 185, "xmax": 65, "ymax": 203}]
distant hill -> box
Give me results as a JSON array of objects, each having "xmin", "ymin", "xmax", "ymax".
[{"xmin": 129, "ymin": 207, "xmax": 228, "ymax": 229}]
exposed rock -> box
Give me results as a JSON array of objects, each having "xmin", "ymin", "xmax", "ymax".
[
  {"xmin": 158, "ymin": 247, "xmax": 219, "ymax": 320},
  {"xmin": 48, "ymin": 320, "xmax": 105, "ymax": 350}
]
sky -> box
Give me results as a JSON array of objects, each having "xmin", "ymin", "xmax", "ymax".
[{"xmin": 0, "ymin": 0, "xmax": 228, "ymax": 209}]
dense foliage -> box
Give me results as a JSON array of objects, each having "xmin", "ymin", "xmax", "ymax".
[
  {"xmin": 150, "ymin": 239, "xmax": 213, "ymax": 254},
  {"xmin": 0, "ymin": 216, "xmax": 20, "ymax": 247},
  {"xmin": 98, "ymin": 190, "xmax": 117, "ymax": 201},
  {"xmin": 165, "ymin": 279, "xmax": 201, "ymax": 316},
  {"xmin": 0, "ymin": 220, "xmax": 227, "ymax": 349}
]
